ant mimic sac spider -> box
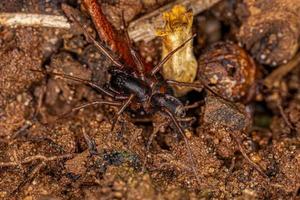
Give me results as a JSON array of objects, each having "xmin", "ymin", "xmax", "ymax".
[{"xmin": 32, "ymin": 5, "xmax": 201, "ymax": 184}]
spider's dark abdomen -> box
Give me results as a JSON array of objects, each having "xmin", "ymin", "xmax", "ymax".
[{"xmin": 150, "ymin": 93, "xmax": 185, "ymax": 117}]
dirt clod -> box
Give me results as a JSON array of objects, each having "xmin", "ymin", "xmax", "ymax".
[{"xmin": 0, "ymin": 1, "xmax": 300, "ymax": 200}]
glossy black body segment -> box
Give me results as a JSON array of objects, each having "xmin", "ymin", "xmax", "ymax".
[{"xmin": 109, "ymin": 68, "xmax": 151, "ymax": 103}]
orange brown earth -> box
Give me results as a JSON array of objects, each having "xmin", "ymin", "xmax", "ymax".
[{"xmin": 0, "ymin": 0, "xmax": 299, "ymax": 199}]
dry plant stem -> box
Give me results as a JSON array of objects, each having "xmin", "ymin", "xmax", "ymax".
[
  {"xmin": 0, "ymin": 154, "xmax": 73, "ymax": 168},
  {"xmin": 0, "ymin": 13, "xmax": 70, "ymax": 29},
  {"xmin": 10, "ymin": 162, "xmax": 46, "ymax": 196},
  {"xmin": 128, "ymin": 0, "xmax": 221, "ymax": 42},
  {"xmin": 264, "ymin": 53, "xmax": 300, "ymax": 89}
]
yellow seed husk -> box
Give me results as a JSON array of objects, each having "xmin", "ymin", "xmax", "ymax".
[{"xmin": 156, "ymin": 5, "xmax": 198, "ymax": 97}]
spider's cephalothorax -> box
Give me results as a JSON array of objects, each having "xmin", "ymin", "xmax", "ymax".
[{"xmin": 109, "ymin": 68, "xmax": 151, "ymax": 103}]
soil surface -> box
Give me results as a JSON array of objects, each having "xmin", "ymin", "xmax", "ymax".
[{"xmin": 0, "ymin": 1, "xmax": 299, "ymax": 200}]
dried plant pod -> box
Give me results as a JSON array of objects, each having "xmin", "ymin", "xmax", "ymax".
[
  {"xmin": 198, "ymin": 42, "xmax": 256, "ymax": 102},
  {"xmin": 156, "ymin": 5, "xmax": 197, "ymax": 97}
]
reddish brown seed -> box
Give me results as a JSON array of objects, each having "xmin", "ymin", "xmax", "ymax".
[{"xmin": 198, "ymin": 41, "xmax": 256, "ymax": 102}]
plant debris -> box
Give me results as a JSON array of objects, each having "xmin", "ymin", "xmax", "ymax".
[{"xmin": 0, "ymin": 0, "xmax": 299, "ymax": 199}]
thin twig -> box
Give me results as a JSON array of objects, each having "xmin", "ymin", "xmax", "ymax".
[
  {"xmin": 128, "ymin": 0, "xmax": 221, "ymax": 42},
  {"xmin": 0, "ymin": 13, "xmax": 70, "ymax": 29},
  {"xmin": 0, "ymin": 154, "xmax": 73, "ymax": 168},
  {"xmin": 10, "ymin": 162, "xmax": 46, "ymax": 196},
  {"xmin": 264, "ymin": 52, "xmax": 300, "ymax": 89}
]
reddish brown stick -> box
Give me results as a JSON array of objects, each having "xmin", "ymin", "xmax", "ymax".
[{"xmin": 82, "ymin": 0, "xmax": 152, "ymax": 72}]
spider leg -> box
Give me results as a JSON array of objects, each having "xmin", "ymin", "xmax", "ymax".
[
  {"xmin": 166, "ymin": 79, "xmax": 244, "ymax": 114},
  {"xmin": 82, "ymin": 128, "xmax": 98, "ymax": 155},
  {"xmin": 142, "ymin": 119, "xmax": 170, "ymax": 172},
  {"xmin": 162, "ymin": 108, "xmax": 201, "ymax": 186},
  {"xmin": 46, "ymin": 100, "xmax": 122, "ymax": 126},
  {"xmin": 150, "ymin": 34, "xmax": 196, "ymax": 76},
  {"xmin": 182, "ymin": 101, "xmax": 203, "ymax": 110},
  {"xmin": 111, "ymin": 94, "xmax": 135, "ymax": 131},
  {"xmin": 30, "ymin": 69, "xmax": 128, "ymax": 100},
  {"xmin": 63, "ymin": 7, "xmax": 124, "ymax": 68},
  {"xmin": 120, "ymin": 11, "xmax": 145, "ymax": 80}
]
